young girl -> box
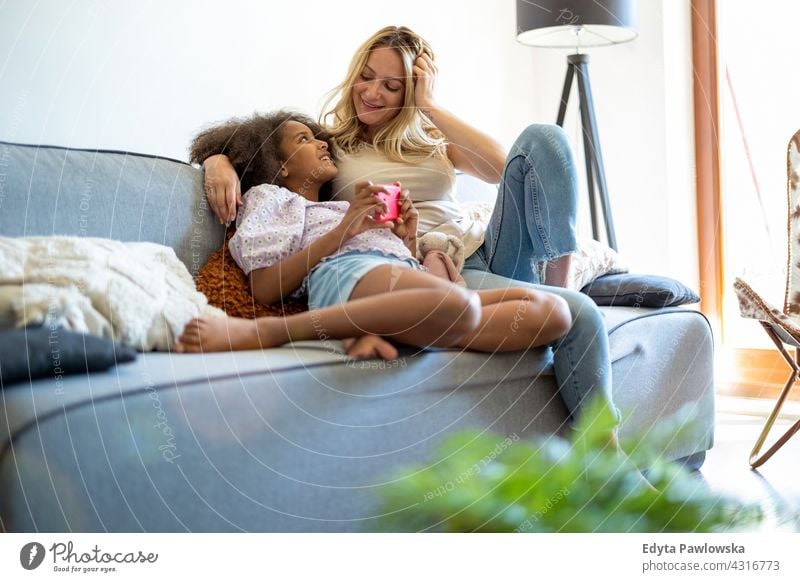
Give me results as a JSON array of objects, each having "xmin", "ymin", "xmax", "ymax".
[{"xmin": 177, "ymin": 111, "xmax": 571, "ymax": 354}]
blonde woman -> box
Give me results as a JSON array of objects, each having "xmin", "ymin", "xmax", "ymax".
[{"xmin": 200, "ymin": 26, "xmax": 613, "ymax": 426}]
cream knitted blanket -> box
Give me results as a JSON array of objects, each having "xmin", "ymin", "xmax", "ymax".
[{"xmin": 0, "ymin": 236, "xmax": 222, "ymax": 351}]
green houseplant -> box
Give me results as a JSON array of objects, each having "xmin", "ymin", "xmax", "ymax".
[{"xmin": 377, "ymin": 399, "xmax": 765, "ymax": 532}]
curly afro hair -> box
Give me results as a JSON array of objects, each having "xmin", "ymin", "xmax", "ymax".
[
  {"xmin": 189, "ymin": 110, "xmax": 334, "ymax": 198},
  {"xmin": 190, "ymin": 111, "xmax": 328, "ymax": 315}
]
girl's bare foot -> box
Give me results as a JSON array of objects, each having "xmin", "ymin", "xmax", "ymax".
[
  {"xmin": 174, "ymin": 316, "xmax": 275, "ymax": 353},
  {"xmin": 341, "ymin": 335, "xmax": 399, "ymax": 360}
]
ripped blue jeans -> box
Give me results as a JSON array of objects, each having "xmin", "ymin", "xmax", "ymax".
[{"xmin": 463, "ymin": 124, "xmax": 617, "ymax": 423}]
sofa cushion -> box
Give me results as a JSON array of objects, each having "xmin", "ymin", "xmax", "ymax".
[
  {"xmin": 0, "ymin": 141, "xmax": 226, "ymax": 273},
  {"xmin": 0, "ymin": 326, "xmax": 136, "ymax": 386},
  {"xmin": 582, "ymin": 273, "xmax": 700, "ymax": 307}
]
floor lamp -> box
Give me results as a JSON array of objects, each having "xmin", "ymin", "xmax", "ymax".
[{"xmin": 516, "ymin": 0, "xmax": 638, "ymax": 251}]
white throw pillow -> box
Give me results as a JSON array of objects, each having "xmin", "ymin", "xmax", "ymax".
[{"xmin": 566, "ymin": 237, "xmax": 629, "ymax": 291}]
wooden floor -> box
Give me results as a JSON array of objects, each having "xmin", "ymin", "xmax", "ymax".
[{"xmin": 696, "ymin": 396, "xmax": 800, "ymax": 531}]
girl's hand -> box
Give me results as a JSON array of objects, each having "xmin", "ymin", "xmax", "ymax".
[
  {"xmin": 412, "ymin": 52, "xmax": 439, "ymax": 116},
  {"xmin": 203, "ymin": 154, "xmax": 242, "ymax": 224},
  {"xmin": 391, "ymin": 184, "xmax": 419, "ymax": 254},
  {"xmin": 335, "ymin": 181, "xmax": 393, "ymax": 241}
]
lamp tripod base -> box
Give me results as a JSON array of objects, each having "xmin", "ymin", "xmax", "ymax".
[{"xmin": 556, "ymin": 53, "xmax": 617, "ymax": 250}]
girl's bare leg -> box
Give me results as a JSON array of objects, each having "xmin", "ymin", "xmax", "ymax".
[
  {"xmin": 176, "ymin": 266, "xmax": 480, "ymax": 353},
  {"xmin": 456, "ymin": 288, "xmax": 572, "ymax": 352}
]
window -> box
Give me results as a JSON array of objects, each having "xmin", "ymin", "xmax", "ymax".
[{"xmin": 718, "ymin": 0, "xmax": 800, "ymax": 351}]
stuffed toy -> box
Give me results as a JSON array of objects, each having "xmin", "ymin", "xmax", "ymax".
[{"xmin": 418, "ymin": 232, "xmax": 465, "ymax": 272}]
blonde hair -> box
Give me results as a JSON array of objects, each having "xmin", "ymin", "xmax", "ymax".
[{"xmin": 321, "ymin": 26, "xmax": 447, "ymax": 162}]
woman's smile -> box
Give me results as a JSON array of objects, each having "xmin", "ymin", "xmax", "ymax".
[{"xmin": 352, "ymin": 47, "xmax": 405, "ymax": 133}]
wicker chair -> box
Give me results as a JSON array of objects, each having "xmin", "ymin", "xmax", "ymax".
[{"xmin": 733, "ymin": 129, "xmax": 800, "ymax": 468}]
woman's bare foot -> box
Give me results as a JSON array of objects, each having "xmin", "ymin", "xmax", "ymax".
[
  {"xmin": 602, "ymin": 430, "xmax": 660, "ymax": 493},
  {"xmin": 174, "ymin": 316, "xmax": 277, "ymax": 353},
  {"xmin": 341, "ymin": 335, "xmax": 399, "ymax": 360}
]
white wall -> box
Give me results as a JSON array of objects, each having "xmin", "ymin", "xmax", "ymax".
[
  {"xmin": 0, "ymin": 0, "xmax": 531, "ymax": 156},
  {"xmin": 0, "ymin": 0, "xmax": 698, "ymax": 288},
  {"xmin": 528, "ymin": 0, "xmax": 697, "ymax": 287}
]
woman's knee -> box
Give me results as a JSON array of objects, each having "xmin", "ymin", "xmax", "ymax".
[
  {"xmin": 544, "ymin": 294, "xmax": 572, "ymax": 340},
  {"xmin": 517, "ymin": 290, "xmax": 572, "ymax": 346},
  {"xmin": 548, "ymin": 287, "xmax": 604, "ymax": 331},
  {"xmin": 504, "ymin": 124, "xmax": 579, "ymax": 218},
  {"xmin": 511, "ymin": 123, "xmax": 572, "ymax": 160}
]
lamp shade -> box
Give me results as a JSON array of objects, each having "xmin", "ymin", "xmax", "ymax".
[{"xmin": 516, "ymin": 0, "xmax": 638, "ymax": 48}]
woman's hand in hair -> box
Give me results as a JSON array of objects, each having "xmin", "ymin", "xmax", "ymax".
[
  {"xmin": 412, "ymin": 52, "xmax": 439, "ymax": 116},
  {"xmin": 334, "ymin": 181, "xmax": 393, "ymax": 241},
  {"xmin": 391, "ymin": 185, "xmax": 418, "ymax": 256},
  {"xmin": 203, "ymin": 154, "xmax": 242, "ymax": 224}
]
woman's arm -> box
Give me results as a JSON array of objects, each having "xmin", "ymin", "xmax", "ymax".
[
  {"xmin": 203, "ymin": 154, "xmax": 242, "ymax": 225},
  {"xmin": 189, "ymin": 122, "xmax": 245, "ymax": 224},
  {"xmin": 413, "ymin": 54, "xmax": 507, "ymax": 184}
]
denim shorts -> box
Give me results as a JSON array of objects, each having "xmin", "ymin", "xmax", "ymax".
[{"xmin": 307, "ymin": 251, "xmax": 421, "ymax": 310}]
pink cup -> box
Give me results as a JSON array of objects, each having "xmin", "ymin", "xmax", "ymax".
[{"xmin": 374, "ymin": 185, "xmax": 401, "ymax": 222}]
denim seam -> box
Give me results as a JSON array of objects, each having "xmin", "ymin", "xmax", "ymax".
[
  {"xmin": 489, "ymin": 151, "xmax": 553, "ymax": 271},
  {"xmin": 563, "ymin": 342, "xmax": 583, "ymax": 406},
  {"xmin": 529, "ymin": 160, "xmax": 556, "ymax": 260},
  {"xmin": 486, "ymin": 160, "xmax": 510, "ymax": 270},
  {"xmin": 556, "ymin": 324, "xmax": 619, "ymax": 423}
]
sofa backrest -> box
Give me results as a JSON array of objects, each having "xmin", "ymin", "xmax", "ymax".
[
  {"xmin": 0, "ymin": 141, "xmax": 225, "ymax": 275},
  {"xmin": 0, "ymin": 141, "xmax": 498, "ymax": 276}
]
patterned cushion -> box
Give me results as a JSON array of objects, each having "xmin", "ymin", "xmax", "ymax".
[
  {"xmin": 786, "ymin": 132, "xmax": 800, "ymax": 314},
  {"xmin": 566, "ymin": 237, "xmax": 628, "ymax": 291},
  {"xmin": 734, "ymin": 277, "xmax": 800, "ymax": 345},
  {"xmin": 734, "ymin": 129, "xmax": 800, "ymax": 347}
]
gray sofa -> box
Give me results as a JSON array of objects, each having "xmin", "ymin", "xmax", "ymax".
[{"xmin": 0, "ymin": 140, "xmax": 715, "ymax": 532}]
